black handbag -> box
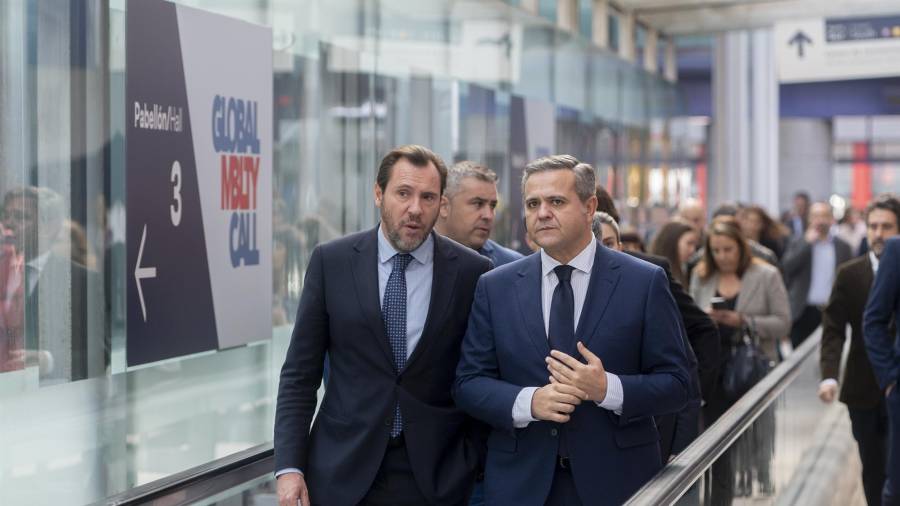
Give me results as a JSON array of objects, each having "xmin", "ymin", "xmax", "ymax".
[{"xmin": 721, "ymin": 321, "xmax": 771, "ymax": 402}]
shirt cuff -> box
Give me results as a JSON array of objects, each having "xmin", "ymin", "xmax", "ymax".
[
  {"xmin": 512, "ymin": 387, "xmax": 539, "ymax": 428},
  {"xmin": 275, "ymin": 468, "xmax": 303, "ymax": 478},
  {"xmin": 595, "ymin": 372, "xmax": 623, "ymax": 415},
  {"xmin": 820, "ymin": 378, "xmax": 839, "ymax": 389}
]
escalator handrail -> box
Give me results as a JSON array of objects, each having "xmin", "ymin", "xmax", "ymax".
[
  {"xmin": 624, "ymin": 332, "xmax": 822, "ymax": 506},
  {"xmin": 100, "ymin": 442, "xmax": 273, "ymax": 505}
]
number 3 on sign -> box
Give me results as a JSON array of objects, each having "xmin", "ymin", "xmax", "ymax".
[{"xmin": 170, "ymin": 160, "xmax": 182, "ymax": 227}]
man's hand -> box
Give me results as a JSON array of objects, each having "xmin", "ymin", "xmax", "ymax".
[
  {"xmin": 531, "ymin": 382, "xmax": 587, "ymax": 423},
  {"xmin": 277, "ymin": 472, "xmax": 310, "ymax": 506},
  {"xmin": 817, "ymin": 382, "xmax": 837, "ymax": 403},
  {"xmin": 547, "ymin": 342, "xmax": 608, "ymax": 402},
  {"xmin": 804, "ymin": 227, "xmax": 820, "ymax": 244}
]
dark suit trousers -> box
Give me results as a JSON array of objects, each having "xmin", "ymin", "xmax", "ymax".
[
  {"xmin": 884, "ymin": 390, "xmax": 900, "ymax": 506},
  {"xmin": 848, "ymin": 402, "xmax": 888, "ymax": 506},
  {"xmin": 358, "ymin": 436, "xmax": 429, "ymax": 506},
  {"xmin": 790, "ymin": 305, "xmax": 822, "ymax": 347},
  {"xmin": 546, "ymin": 467, "xmax": 582, "ymax": 506}
]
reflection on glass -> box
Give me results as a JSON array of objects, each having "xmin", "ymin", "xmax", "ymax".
[{"xmin": 0, "ymin": 187, "xmax": 106, "ymax": 384}]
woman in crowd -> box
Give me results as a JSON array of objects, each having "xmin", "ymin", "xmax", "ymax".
[
  {"xmin": 690, "ymin": 218, "xmax": 791, "ymax": 503},
  {"xmin": 737, "ymin": 205, "xmax": 788, "ymax": 259},
  {"xmin": 650, "ymin": 220, "xmax": 699, "ymax": 287}
]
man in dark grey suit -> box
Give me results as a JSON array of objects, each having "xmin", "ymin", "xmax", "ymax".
[
  {"xmin": 783, "ymin": 202, "xmax": 853, "ymax": 347},
  {"xmin": 435, "ymin": 161, "xmax": 522, "ymax": 268},
  {"xmin": 275, "ymin": 145, "xmax": 491, "ymax": 506}
]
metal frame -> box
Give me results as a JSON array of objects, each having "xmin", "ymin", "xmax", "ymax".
[
  {"xmin": 624, "ymin": 332, "xmax": 822, "ymax": 505},
  {"xmin": 99, "ymin": 443, "xmax": 274, "ymax": 506}
]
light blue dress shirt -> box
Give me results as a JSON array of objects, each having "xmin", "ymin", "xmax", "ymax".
[
  {"xmin": 511, "ymin": 239, "xmax": 624, "ymax": 428},
  {"xmin": 377, "ymin": 224, "xmax": 433, "ymax": 359},
  {"xmin": 808, "ymin": 237, "xmax": 836, "ymax": 306}
]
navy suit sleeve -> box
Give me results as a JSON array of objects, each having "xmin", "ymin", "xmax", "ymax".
[
  {"xmin": 864, "ymin": 239, "xmax": 900, "ymax": 391},
  {"xmin": 453, "ymin": 277, "xmax": 526, "ymax": 431},
  {"xmin": 274, "ymin": 245, "xmax": 329, "ymax": 472},
  {"xmin": 618, "ymin": 268, "xmax": 690, "ymax": 424}
]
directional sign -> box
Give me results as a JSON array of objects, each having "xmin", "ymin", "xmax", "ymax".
[
  {"xmin": 776, "ymin": 16, "xmax": 900, "ymax": 83},
  {"xmin": 126, "ymin": 0, "xmax": 272, "ymax": 366},
  {"xmin": 788, "ymin": 31, "xmax": 812, "ymax": 58}
]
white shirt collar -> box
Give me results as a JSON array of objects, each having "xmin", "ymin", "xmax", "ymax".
[
  {"xmin": 870, "ymin": 250, "xmax": 879, "ymax": 274},
  {"xmin": 26, "ymin": 251, "xmax": 52, "ymax": 274},
  {"xmin": 540, "ymin": 237, "xmax": 596, "ymax": 278},
  {"xmin": 377, "ymin": 223, "xmax": 434, "ymax": 266}
]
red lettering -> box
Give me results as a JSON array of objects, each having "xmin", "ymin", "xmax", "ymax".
[{"xmin": 220, "ymin": 155, "xmax": 230, "ymax": 209}]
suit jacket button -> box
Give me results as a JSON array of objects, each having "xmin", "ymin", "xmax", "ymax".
[
  {"xmin": 551, "ymin": 428, "xmax": 558, "ymax": 437},
  {"xmin": 384, "ymin": 418, "xmax": 392, "ymax": 426}
]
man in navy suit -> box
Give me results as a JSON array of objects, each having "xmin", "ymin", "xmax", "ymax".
[
  {"xmin": 275, "ymin": 145, "xmax": 492, "ymax": 506},
  {"xmin": 454, "ymin": 155, "xmax": 690, "ymax": 505},
  {"xmin": 865, "ymin": 236, "xmax": 900, "ymax": 506},
  {"xmin": 435, "ymin": 161, "xmax": 522, "ymax": 268}
]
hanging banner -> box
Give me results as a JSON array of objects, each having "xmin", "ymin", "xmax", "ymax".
[{"xmin": 126, "ymin": 0, "xmax": 273, "ymax": 366}]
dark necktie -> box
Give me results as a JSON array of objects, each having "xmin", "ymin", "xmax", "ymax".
[
  {"xmin": 382, "ymin": 253, "xmax": 413, "ymax": 437},
  {"xmin": 549, "ymin": 265, "xmax": 575, "ymax": 355}
]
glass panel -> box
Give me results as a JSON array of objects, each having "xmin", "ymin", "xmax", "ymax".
[{"xmin": 667, "ymin": 345, "xmax": 848, "ymax": 505}]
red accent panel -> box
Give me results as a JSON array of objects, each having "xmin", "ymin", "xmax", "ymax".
[{"xmin": 851, "ymin": 142, "xmax": 871, "ymax": 211}]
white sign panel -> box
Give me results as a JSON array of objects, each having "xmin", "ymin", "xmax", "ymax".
[{"xmin": 776, "ymin": 15, "xmax": 900, "ymax": 83}]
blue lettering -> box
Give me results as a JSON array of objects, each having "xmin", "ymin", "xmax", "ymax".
[
  {"xmin": 212, "ymin": 95, "xmax": 260, "ymax": 154},
  {"xmin": 229, "ymin": 211, "xmax": 260, "ymax": 267}
]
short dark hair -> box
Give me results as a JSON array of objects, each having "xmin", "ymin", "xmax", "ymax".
[
  {"xmin": 711, "ymin": 203, "xmax": 739, "ymax": 219},
  {"xmin": 865, "ymin": 194, "xmax": 900, "ymax": 226},
  {"xmin": 376, "ymin": 145, "xmax": 448, "ymax": 194},
  {"xmin": 522, "ymin": 155, "xmax": 595, "ymax": 202},
  {"xmin": 594, "ymin": 185, "xmax": 620, "ymax": 223}
]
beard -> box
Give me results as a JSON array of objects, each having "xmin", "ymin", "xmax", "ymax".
[
  {"xmin": 871, "ymin": 239, "xmax": 885, "ymax": 258},
  {"xmin": 381, "ymin": 208, "xmax": 437, "ymax": 253}
]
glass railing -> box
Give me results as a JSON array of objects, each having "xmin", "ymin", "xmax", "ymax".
[
  {"xmin": 625, "ymin": 330, "xmax": 859, "ymax": 505},
  {"xmin": 101, "ymin": 331, "xmax": 843, "ymax": 505}
]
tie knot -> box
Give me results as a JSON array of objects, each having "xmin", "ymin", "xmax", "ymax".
[
  {"xmin": 554, "ymin": 264, "xmax": 574, "ymax": 283},
  {"xmin": 392, "ymin": 253, "xmax": 414, "ymax": 272}
]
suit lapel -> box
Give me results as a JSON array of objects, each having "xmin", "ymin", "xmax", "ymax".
[
  {"xmin": 515, "ymin": 254, "xmax": 551, "ymax": 360},
  {"xmin": 860, "ymin": 255, "xmax": 874, "ymax": 292},
  {"xmin": 576, "ymin": 243, "xmax": 621, "ymax": 349},
  {"xmin": 405, "ymin": 233, "xmax": 458, "ymax": 371},
  {"xmin": 735, "ymin": 268, "xmax": 761, "ymax": 312},
  {"xmin": 350, "ymin": 227, "xmax": 394, "ymax": 367}
]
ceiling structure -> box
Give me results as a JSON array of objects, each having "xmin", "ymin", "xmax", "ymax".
[{"xmin": 613, "ymin": 0, "xmax": 900, "ymax": 35}]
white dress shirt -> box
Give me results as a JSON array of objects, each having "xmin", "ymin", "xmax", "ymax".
[{"xmin": 511, "ymin": 239, "xmax": 624, "ymax": 428}]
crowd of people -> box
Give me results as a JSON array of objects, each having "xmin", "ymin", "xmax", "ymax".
[{"xmin": 274, "ymin": 143, "xmax": 900, "ymax": 506}]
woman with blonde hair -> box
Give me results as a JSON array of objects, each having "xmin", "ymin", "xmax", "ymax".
[{"xmin": 690, "ymin": 218, "xmax": 791, "ymax": 502}]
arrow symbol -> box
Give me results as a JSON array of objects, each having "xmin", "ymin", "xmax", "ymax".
[
  {"xmin": 135, "ymin": 224, "xmax": 157, "ymax": 322},
  {"xmin": 788, "ymin": 30, "xmax": 813, "ymax": 58}
]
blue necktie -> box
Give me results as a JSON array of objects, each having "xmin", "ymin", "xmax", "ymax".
[
  {"xmin": 383, "ymin": 253, "xmax": 413, "ymax": 437},
  {"xmin": 549, "ymin": 265, "xmax": 575, "ymax": 354}
]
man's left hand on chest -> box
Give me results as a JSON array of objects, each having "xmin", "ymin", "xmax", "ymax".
[{"xmin": 547, "ymin": 342, "xmax": 608, "ymax": 403}]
